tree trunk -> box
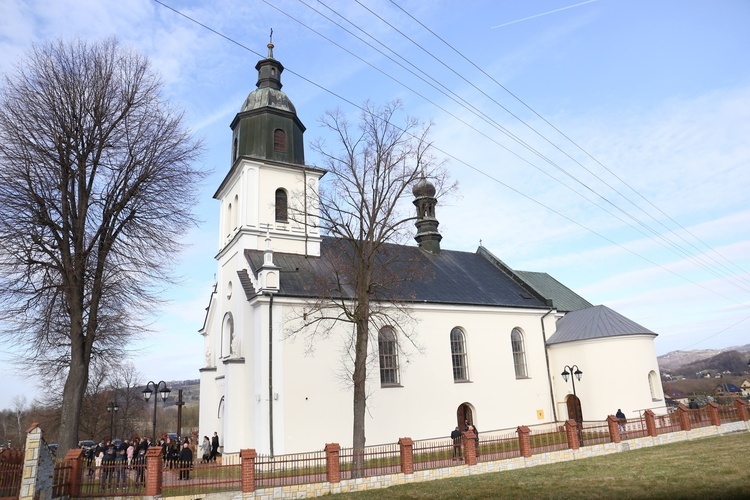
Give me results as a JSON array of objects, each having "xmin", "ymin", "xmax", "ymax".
[
  {"xmin": 57, "ymin": 345, "xmax": 90, "ymax": 455},
  {"xmin": 351, "ymin": 311, "xmax": 369, "ymax": 478}
]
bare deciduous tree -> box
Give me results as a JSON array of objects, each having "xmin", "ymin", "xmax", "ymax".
[
  {"xmin": 0, "ymin": 38, "xmax": 205, "ymax": 456},
  {"xmin": 299, "ymin": 100, "xmax": 453, "ymax": 475}
]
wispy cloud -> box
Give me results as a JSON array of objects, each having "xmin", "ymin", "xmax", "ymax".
[{"xmin": 491, "ymin": 0, "xmax": 599, "ymax": 29}]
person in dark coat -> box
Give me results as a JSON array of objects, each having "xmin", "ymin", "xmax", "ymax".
[
  {"xmin": 134, "ymin": 438, "xmax": 148, "ymax": 484},
  {"xmin": 100, "ymin": 440, "xmax": 117, "ymax": 490},
  {"xmin": 450, "ymin": 426, "xmax": 462, "ymax": 459},
  {"xmin": 210, "ymin": 432, "xmax": 219, "ymax": 462},
  {"xmin": 178, "ymin": 443, "xmax": 193, "ymax": 480}
]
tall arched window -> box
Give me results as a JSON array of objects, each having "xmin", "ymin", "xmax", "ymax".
[
  {"xmin": 275, "ymin": 188, "xmax": 288, "ymax": 222},
  {"xmin": 648, "ymin": 370, "xmax": 660, "ymax": 401},
  {"xmin": 450, "ymin": 327, "xmax": 469, "ymax": 382},
  {"xmin": 378, "ymin": 326, "xmax": 400, "ymax": 386},
  {"xmin": 221, "ymin": 313, "xmax": 234, "ymax": 358},
  {"xmin": 225, "ymin": 202, "xmax": 233, "ymax": 237},
  {"xmin": 511, "ymin": 328, "xmax": 528, "ymax": 378},
  {"xmin": 273, "ymin": 129, "xmax": 286, "ymax": 153},
  {"xmin": 232, "ymin": 194, "xmax": 239, "ymax": 229}
]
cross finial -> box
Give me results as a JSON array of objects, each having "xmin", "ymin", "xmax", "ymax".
[{"xmin": 267, "ymin": 28, "xmax": 275, "ymax": 59}]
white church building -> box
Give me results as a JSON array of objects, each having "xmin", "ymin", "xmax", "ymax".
[{"xmin": 198, "ymin": 44, "xmax": 665, "ymax": 456}]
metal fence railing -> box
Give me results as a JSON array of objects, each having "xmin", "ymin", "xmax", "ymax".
[
  {"xmin": 340, "ymin": 442, "xmax": 401, "ymax": 478},
  {"xmin": 161, "ymin": 460, "xmax": 241, "ymax": 497},
  {"xmin": 44, "ymin": 406, "xmax": 750, "ymax": 497},
  {"xmin": 476, "ymin": 428, "xmax": 521, "ymax": 462},
  {"xmin": 687, "ymin": 407, "xmax": 713, "ymax": 429},
  {"xmin": 581, "ymin": 421, "xmax": 610, "ymax": 446},
  {"xmin": 717, "ymin": 405, "xmax": 740, "ymax": 424},
  {"xmin": 77, "ymin": 461, "xmax": 146, "ymax": 497},
  {"xmin": 621, "ymin": 416, "xmax": 649, "ymax": 440},
  {"xmin": 255, "ymin": 450, "xmax": 327, "ymax": 488},
  {"xmin": 0, "ymin": 461, "xmax": 22, "ymax": 499},
  {"xmin": 528, "ymin": 424, "xmax": 569, "ymax": 453},
  {"xmin": 409, "ymin": 437, "xmax": 456, "ymax": 472}
]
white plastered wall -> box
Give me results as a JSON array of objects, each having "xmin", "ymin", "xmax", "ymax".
[{"xmin": 547, "ymin": 334, "xmax": 665, "ymax": 422}]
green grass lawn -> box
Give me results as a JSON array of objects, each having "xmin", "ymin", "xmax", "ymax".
[{"xmin": 331, "ymin": 432, "xmax": 750, "ymax": 499}]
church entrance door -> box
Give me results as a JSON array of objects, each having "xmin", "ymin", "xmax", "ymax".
[
  {"xmin": 456, "ymin": 403, "xmax": 474, "ymax": 431},
  {"xmin": 566, "ymin": 395, "xmax": 583, "ymax": 425}
]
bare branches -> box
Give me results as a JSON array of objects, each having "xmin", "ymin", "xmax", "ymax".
[
  {"xmin": 297, "ymin": 100, "xmax": 451, "ymax": 475},
  {"xmin": 0, "ymin": 37, "xmax": 205, "ymax": 454}
]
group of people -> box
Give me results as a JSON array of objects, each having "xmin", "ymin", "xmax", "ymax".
[
  {"xmin": 199, "ymin": 432, "xmax": 221, "ymax": 463},
  {"xmin": 83, "ymin": 431, "xmax": 221, "ymax": 486},
  {"xmin": 450, "ymin": 422, "xmax": 479, "ymax": 460},
  {"xmin": 86, "ymin": 437, "xmax": 151, "ymax": 490}
]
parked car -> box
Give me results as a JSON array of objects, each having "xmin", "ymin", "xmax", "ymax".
[{"xmin": 78, "ymin": 440, "xmax": 96, "ymax": 452}]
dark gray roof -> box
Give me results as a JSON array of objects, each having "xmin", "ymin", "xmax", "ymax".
[
  {"xmin": 546, "ymin": 304, "xmax": 656, "ymax": 345},
  {"xmin": 514, "ymin": 270, "xmax": 593, "ymax": 312},
  {"xmin": 243, "ymin": 237, "xmax": 550, "ymax": 309}
]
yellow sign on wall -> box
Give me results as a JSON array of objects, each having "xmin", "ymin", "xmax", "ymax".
[{"xmin": 537, "ymin": 409, "xmax": 544, "ymax": 420}]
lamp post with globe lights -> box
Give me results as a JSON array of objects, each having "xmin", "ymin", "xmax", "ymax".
[
  {"xmin": 561, "ymin": 365, "xmax": 583, "ymax": 444},
  {"xmin": 106, "ymin": 401, "xmax": 120, "ymax": 440},
  {"xmin": 142, "ymin": 381, "xmax": 171, "ymax": 443}
]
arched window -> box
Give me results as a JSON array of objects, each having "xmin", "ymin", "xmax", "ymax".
[
  {"xmin": 226, "ymin": 202, "xmax": 233, "ymax": 238},
  {"xmin": 273, "ymin": 129, "xmax": 286, "ymax": 153},
  {"xmin": 232, "ymin": 194, "xmax": 239, "ymax": 229},
  {"xmin": 648, "ymin": 370, "xmax": 660, "ymax": 401},
  {"xmin": 378, "ymin": 327, "xmax": 400, "ymax": 386},
  {"xmin": 275, "ymin": 188, "xmax": 288, "ymax": 222},
  {"xmin": 221, "ymin": 313, "xmax": 234, "ymax": 358},
  {"xmin": 450, "ymin": 327, "xmax": 469, "ymax": 382},
  {"xmin": 511, "ymin": 328, "xmax": 528, "ymax": 378},
  {"xmin": 233, "ymin": 137, "xmax": 238, "ymax": 160}
]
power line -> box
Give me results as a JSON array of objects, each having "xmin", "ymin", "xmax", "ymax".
[
  {"xmin": 151, "ymin": 0, "xmax": 750, "ymax": 346},
  {"xmin": 296, "ymin": 0, "xmax": 750, "ymax": 293}
]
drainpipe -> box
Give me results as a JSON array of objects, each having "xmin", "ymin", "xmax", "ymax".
[
  {"xmin": 540, "ymin": 308, "xmax": 557, "ymax": 422},
  {"xmin": 303, "ymin": 168, "xmax": 308, "ymax": 258},
  {"xmin": 268, "ymin": 292, "xmax": 275, "ymax": 457}
]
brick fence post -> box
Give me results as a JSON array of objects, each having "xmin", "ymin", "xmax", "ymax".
[
  {"xmin": 707, "ymin": 401, "xmax": 721, "ymax": 426},
  {"xmin": 644, "ymin": 409, "xmax": 658, "ymax": 437},
  {"xmin": 678, "ymin": 404, "xmax": 691, "ymax": 431},
  {"xmin": 324, "ymin": 443, "xmax": 341, "ymax": 483},
  {"xmin": 735, "ymin": 398, "xmax": 749, "ymax": 421},
  {"xmin": 516, "ymin": 426, "xmax": 531, "ymax": 458},
  {"xmin": 564, "ymin": 420, "xmax": 580, "ymax": 450},
  {"xmin": 606, "ymin": 415, "xmax": 621, "ymax": 443},
  {"xmin": 398, "ymin": 438, "xmax": 414, "ymax": 475},
  {"xmin": 240, "ymin": 449, "xmax": 256, "ymax": 493},
  {"xmin": 462, "ymin": 430, "xmax": 477, "ymax": 466},
  {"xmin": 144, "ymin": 446, "xmax": 163, "ymax": 497},
  {"xmin": 64, "ymin": 448, "xmax": 84, "ymax": 498}
]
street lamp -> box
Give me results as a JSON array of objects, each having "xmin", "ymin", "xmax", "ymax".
[
  {"xmin": 142, "ymin": 380, "xmax": 171, "ymax": 443},
  {"xmin": 561, "ymin": 365, "xmax": 583, "ymax": 444},
  {"xmin": 106, "ymin": 401, "xmax": 120, "ymax": 440}
]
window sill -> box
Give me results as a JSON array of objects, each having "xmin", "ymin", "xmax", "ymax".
[
  {"xmin": 380, "ymin": 384, "xmax": 403, "ymax": 389},
  {"xmin": 515, "ymin": 376, "xmax": 531, "ymax": 380},
  {"xmin": 454, "ymin": 380, "xmax": 473, "ymax": 384}
]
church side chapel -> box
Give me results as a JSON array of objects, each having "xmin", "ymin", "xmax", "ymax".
[{"xmin": 198, "ymin": 43, "xmax": 665, "ymax": 456}]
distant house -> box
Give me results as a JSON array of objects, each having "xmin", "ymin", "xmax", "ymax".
[
  {"xmin": 714, "ymin": 383, "xmax": 742, "ymax": 397},
  {"xmin": 663, "ymin": 388, "xmax": 689, "ymax": 406},
  {"xmin": 740, "ymin": 379, "xmax": 750, "ymax": 397}
]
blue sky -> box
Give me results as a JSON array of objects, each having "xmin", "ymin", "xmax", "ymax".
[{"xmin": 1, "ymin": 0, "xmax": 749, "ymax": 409}]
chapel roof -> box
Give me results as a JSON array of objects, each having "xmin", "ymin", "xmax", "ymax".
[
  {"xmin": 514, "ymin": 270, "xmax": 593, "ymax": 312},
  {"xmin": 242, "ymin": 237, "xmax": 552, "ymax": 309},
  {"xmin": 546, "ymin": 304, "xmax": 656, "ymax": 345}
]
